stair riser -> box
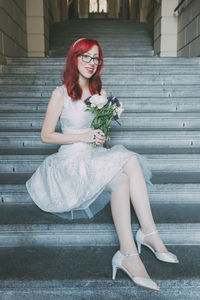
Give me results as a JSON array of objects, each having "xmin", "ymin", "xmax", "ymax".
[
  {"xmin": 3, "ymin": 66, "xmax": 200, "ymax": 74},
  {"xmin": 1, "ymin": 158, "xmax": 200, "ymax": 177},
  {"xmin": 1, "ymin": 99, "xmax": 200, "ymax": 113},
  {"xmin": 6, "ymin": 57, "xmax": 200, "ymax": 65},
  {"xmin": 1, "ymin": 184, "xmax": 200, "ymax": 204},
  {"xmin": 1, "ymin": 137, "xmax": 200, "ymax": 154},
  {"xmin": 1, "ymin": 86, "xmax": 200, "ymax": 98},
  {"xmin": 0, "ymin": 224, "xmax": 199, "ymax": 247},
  {"xmin": 50, "ymin": 45, "xmax": 153, "ymax": 50},
  {"xmin": 51, "ymin": 38, "xmax": 152, "ymax": 43},
  {"xmin": 50, "ymin": 36, "xmax": 152, "ymax": 41},
  {"xmin": 51, "ymin": 42, "xmax": 153, "ymax": 48},
  {"xmin": 1, "ymin": 75, "xmax": 200, "ymax": 85},
  {"xmin": 1, "ymin": 118, "xmax": 200, "ymax": 131},
  {"xmin": 50, "ymin": 50, "xmax": 153, "ymax": 56}
]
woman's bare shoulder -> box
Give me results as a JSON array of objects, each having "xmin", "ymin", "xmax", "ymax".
[
  {"xmin": 52, "ymin": 86, "xmax": 64, "ymax": 98},
  {"xmin": 49, "ymin": 86, "xmax": 64, "ymax": 106}
]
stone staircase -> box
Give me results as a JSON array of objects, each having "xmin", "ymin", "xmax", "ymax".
[
  {"xmin": 49, "ymin": 19, "xmax": 154, "ymax": 57},
  {"xmin": 0, "ymin": 19, "xmax": 200, "ymax": 299}
]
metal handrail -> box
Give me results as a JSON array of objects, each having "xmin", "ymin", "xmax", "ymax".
[
  {"xmin": 174, "ymin": 0, "xmax": 195, "ymax": 16},
  {"xmin": 174, "ymin": 0, "xmax": 186, "ymax": 12}
]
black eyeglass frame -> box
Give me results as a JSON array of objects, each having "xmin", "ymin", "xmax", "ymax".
[{"xmin": 78, "ymin": 54, "xmax": 103, "ymax": 66}]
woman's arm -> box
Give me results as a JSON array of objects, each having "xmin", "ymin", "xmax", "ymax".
[{"xmin": 40, "ymin": 87, "xmax": 83, "ymax": 145}]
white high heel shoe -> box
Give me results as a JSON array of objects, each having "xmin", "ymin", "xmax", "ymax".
[
  {"xmin": 112, "ymin": 250, "xmax": 160, "ymax": 291},
  {"xmin": 135, "ymin": 228, "xmax": 179, "ymax": 263}
]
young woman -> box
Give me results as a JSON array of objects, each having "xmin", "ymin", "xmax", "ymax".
[{"xmin": 26, "ymin": 37, "xmax": 179, "ymax": 291}]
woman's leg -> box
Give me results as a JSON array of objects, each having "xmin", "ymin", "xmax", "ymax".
[
  {"xmin": 110, "ymin": 180, "xmax": 151, "ymax": 278},
  {"xmin": 123, "ymin": 154, "xmax": 168, "ymax": 253}
]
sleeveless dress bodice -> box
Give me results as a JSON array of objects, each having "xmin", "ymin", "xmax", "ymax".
[
  {"xmin": 25, "ymin": 84, "xmax": 154, "ymax": 220},
  {"xmin": 59, "ymin": 84, "xmax": 94, "ymax": 133}
]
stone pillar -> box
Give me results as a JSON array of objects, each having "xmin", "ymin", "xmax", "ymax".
[
  {"xmin": 120, "ymin": 0, "xmax": 129, "ymax": 20},
  {"xmin": 139, "ymin": 0, "xmax": 152, "ymax": 23},
  {"xmin": 108, "ymin": 0, "xmax": 120, "ymax": 19},
  {"xmin": 160, "ymin": 0, "xmax": 178, "ymax": 56},
  {"xmin": 26, "ymin": 0, "xmax": 48, "ymax": 57},
  {"xmin": 154, "ymin": 0, "xmax": 179, "ymax": 57},
  {"xmin": 78, "ymin": 0, "xmax": 89, "ymax": 19},
  {"xmin": 61, "ymin": 0, "xmax": 69, "ymax": 20},
  {"xmin": 49, "ymin": 0, "xmax": 68, "ymax": 23}
]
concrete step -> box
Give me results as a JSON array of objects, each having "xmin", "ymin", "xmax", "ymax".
[
  {"xmin": 1, "ymin": 98, "xmax": 200, "ymax": 113},
  {"xmin": 50, "ymin": 32, "xmax": 152, "ymax": 37},
  {"xmin": 50, "ymin": 30, "xmax": 152, "ymax": 35},
  {"xmin": 1, "ymin": 154, "xmax": 200, "ymax": 184},
  {"xmin": 3, "ymin": 65, "xmax": 200, "ymax": 76},
  {"xmin": 50, "ymin": 40, "xmax": 153, "ymax": 47},
  {"xmin": 50, "ymin": 25, "xmax": 151, "ymax": 30},
  {"xmin": 50, "ymin": 19, "xmax": 147, "ymax": 25},
  {"xmin": 50, "ymin": 35, "xmax": 152, "ymax": 41},
  {"xmin": 1, "ymin": 183, "xmax": 200, "ymax": 205},
  {"xmin": 1, "ymin": 112, "xmax": 200, "ymax": 131},
  {"xmin": 49, "ymin": 50, "xmax": 154, "ymax": 57},
  {"xmin": 6, "ymin": 57, "xmax": 200, "ymax": 65},
  {"xmin": 1, "ymin": 74, "xmax": 200, "ymax": 85},
  {"xmin": 1, "ymin": 131, "xmax": 200, "ymax": 155},
  {"xmin": 1, "ymin": 85, "xmax": 200, "ymax": 98},
  {"xmin": 3, "ymin": 64, "xmax": 200, "ymax": 74},
  {"xmin": 0, "ymin": 245, "xmax": 198, "ymax": 299},
  {"xmin": 0, "ymin": 204, "xmax": 199, "ymax": 246},
  {"xmin": 50, "ymin": 28, "xmax": 152, "ymax": 33}
]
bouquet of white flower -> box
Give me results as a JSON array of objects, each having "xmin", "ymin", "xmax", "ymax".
[{"xmin": 84, "ymin": 92, "xmax": 124, "ymax": 147}]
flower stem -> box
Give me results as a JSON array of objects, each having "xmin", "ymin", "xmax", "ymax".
[{"xmin": 96, "ymin": 109, "xmax": 98, "ymax": 123}]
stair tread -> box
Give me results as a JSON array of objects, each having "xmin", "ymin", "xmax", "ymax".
[
  {"xmin": 1, "ymin": 112, "xmax": 200, "ymax": 117},
  {"xmin": 6, "ymin": 57, "xmax": 200, "ymax": 65},
  {"xmin": 2, "ymin": 153, "xmax": 200, "ymax": 159},
  {"xmin": 1, "ymin": 130, "xmax": 200, "ymax": 137}
]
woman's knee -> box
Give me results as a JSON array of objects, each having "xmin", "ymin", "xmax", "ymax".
[
  {"xmin": 110, "ymin": 177, "xmax": 130, "ymax": 195},
  {"xmin": 105, "ymin": 171, "xmax": 129, "ymax": 193},
  {"xmin": 123, "ymin": 154, "xmax": 139, "ymax": 176}
]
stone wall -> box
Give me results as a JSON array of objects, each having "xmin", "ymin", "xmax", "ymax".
[
  {"xmin": 177, "ymin": 0, "xmax": 200, "ymax": 56},
  {"xmin": 0, "ymin": 0, "xmax": 68, "ymax": 64},
  {"xmin": 154, "ymin": 3, "xmax": 161, "ymax": 56},
  {"xmin": 0, "ymin": 0, "xmax": 27, "ymax": 64}
]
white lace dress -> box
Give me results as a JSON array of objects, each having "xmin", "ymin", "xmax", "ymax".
[{"xmin": 25, "ymin": 84, "xmax": 154, "ymax": 220}]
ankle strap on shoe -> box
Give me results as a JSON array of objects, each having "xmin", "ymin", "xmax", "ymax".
[
  {"xmin": 143, "ymin": 230, "xmax": 158, "ymax": 237},
  {"xmin": 123, "ymin": 252, "xmax": 139, "ymax": 256}
]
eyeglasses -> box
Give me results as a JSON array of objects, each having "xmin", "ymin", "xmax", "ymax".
[{"xmin": 78, "ymin": 54, "xmax": 103, "ymax": 65}]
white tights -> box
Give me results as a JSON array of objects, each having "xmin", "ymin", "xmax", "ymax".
[{"xmin": 105, "ymin": 154, "xmax": 157, "ymax": 254}]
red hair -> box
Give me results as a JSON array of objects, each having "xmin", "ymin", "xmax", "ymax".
[{"xmin": 61, "ymin": 38, "xmax": 104, "ymax": 101}]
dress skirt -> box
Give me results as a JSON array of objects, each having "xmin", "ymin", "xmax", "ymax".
[{"xmin": 25, "ymin": 141, "xmax": 155, "ymax": 221}]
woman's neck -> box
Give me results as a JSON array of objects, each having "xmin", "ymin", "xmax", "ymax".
[{"xmin": 79, "ymin": 75, "xmax": 89, "ymax": 91}]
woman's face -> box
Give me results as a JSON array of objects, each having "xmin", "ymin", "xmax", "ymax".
[{"xmin": 77, "ymin": 45, "xmax": 99, "ymax": 79}]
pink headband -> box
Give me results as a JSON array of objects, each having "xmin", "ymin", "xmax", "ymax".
[{"xmin": 72, "ymin": 38, "xmax": 87, "ymax": 48}]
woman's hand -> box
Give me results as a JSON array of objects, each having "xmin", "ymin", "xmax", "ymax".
[{"xmin": 82, "ymin": 129, "xmax": 106, "ymax": 145}]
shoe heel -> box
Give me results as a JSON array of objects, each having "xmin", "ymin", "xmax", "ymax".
[
  {"xmin": 112, "ymin": 264, "xmax": 118, "ymax": 280},
  {"xmin": 136, "ymin": 240, "xmax": 142, "ymax": 254}
]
